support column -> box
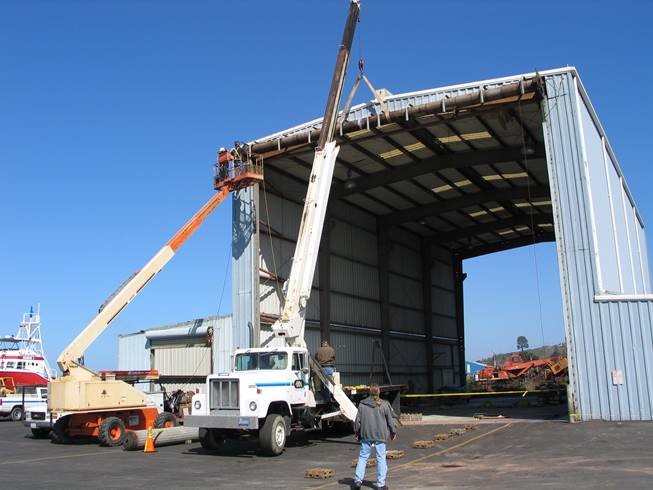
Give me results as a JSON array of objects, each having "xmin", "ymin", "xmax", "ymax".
[
  {"xmin": 232, "ymin": 185, "xmax": 260, "ymax": 349},
  {"xmin": 377, "ymin": 220, "xmax": 391, "ymax": 375},
  {"xmin": 319, "ymin": 216, "xmax": 332, "ymax": 343},
  {"xmin": 421, "ymin": 238, "xmax": 434, "ymax": 393},
  {"xmin": 453, "ymin": 254, "xmax": 466, "ymax": 387}
]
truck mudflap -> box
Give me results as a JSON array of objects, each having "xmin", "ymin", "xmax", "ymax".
[{"xmin": 184, "ymin": 414, "xmax": 259, "ymax": 430}]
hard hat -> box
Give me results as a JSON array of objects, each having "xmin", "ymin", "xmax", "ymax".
[{"xmin": 219, "ymin": 147, "xmax": 226, "ymax": 152}]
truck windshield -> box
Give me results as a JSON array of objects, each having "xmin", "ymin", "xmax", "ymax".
[{"xmin": 235, "ymin": 352, "xmax": 288, "ymax": 371}]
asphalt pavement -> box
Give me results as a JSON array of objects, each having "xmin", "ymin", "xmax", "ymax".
[{"xmin": 1, "ymin": 417, "xmax": 652, "ymax": 489}]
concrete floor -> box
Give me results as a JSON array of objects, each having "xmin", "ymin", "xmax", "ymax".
[{"xmin": 1, "ymin": 416, "xmax": 652, "ymax": 489}]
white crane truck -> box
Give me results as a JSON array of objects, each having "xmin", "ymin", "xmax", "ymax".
[{"xmin": 184, "ymin": 1, "xmax": 396, "ymax": 456}]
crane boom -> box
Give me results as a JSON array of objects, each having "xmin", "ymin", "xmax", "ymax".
[
  {"xmin": 57, "ymin": 186, "xmax": 230, "ymax": 376},
  {"xmin": 271, "ymin": 0, "xmax": 360, "ymax": 347}
]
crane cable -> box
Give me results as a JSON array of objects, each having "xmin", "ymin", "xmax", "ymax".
[
  {"xmin": 261, "ymin": 179, "xmax": 285, "ymax": 313},
  {"xmin": 517, "ymin": 94, "xmax": 546, "ymax": 349}
]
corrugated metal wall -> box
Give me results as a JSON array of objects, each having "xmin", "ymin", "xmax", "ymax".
[
  {"xmin": 542, "ymin": 71, "xmax": 653, "ymax": 421},
  {"xmin": 117, "ymin": 316, "xmax": 233, "ymax": 393},
  {"xmin": 153, "ymin": 346, "xmax": 211, "ymax": 375},
  {"xmin": 253, "ymin": 166, "xmax": 461, "ymax": 391},
  {"xmin": 117, "ymin": 332, "xmax": 149, "ymax": 370}
]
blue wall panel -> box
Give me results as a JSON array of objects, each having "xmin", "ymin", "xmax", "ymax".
[{"xmin": 543, "ymin": 71, "xmax": 653, "ymax": 421}]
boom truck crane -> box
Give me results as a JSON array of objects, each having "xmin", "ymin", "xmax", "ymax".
[
  {"xmin": 185, "ymin": 0, "xmax": 364, "ymax": 456},
  {"xmin": 48, "ymin": 161, "xmax": 263, "ymax": 445}
]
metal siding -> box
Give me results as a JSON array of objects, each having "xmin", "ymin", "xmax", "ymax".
[
  {"xmin": 153, "ymin": 346, "xmax": 212, "ymax": 376},
  {"xmin": 330, "ymin": 292, "xmax": 380, "ymax": 328},
  {"xmin": 579, "ymin": 99, "xmax": 620, "ymax": 292},
  {"xmin": 118, "ymin": 316, "xmax": 232, "ymax": 377},
  {"xmin": 543, "ymin": 71, "xmax": 653, "ymax": 421},
  {"xmin": 232, "ymin": 186, "xmax": 259, "ymax": 349},
  {"xmin": 212, "ymin": 316, "xmax": 233, "ymax": 374},
  {"xmin": 331, "ymin": 255, "xmax": 379, "ymax": 300},
  {"xmin": 432, "ymin": 316, "xmax": 457, "ymax": 339},
  {"xmin": 117, "ymin": 333, "xmax": 149, "ymax": 370},
  {"xmin": 389, "ymin": 306, "xmax": 423, "ymax": 334},
  {"xmin": 388, "ymin": 274, "xmax": 422, "ymax": 310}
]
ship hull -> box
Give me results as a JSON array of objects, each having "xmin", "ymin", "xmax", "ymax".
[{"xmin": 0, "ymin": 370, "xmax": 49, "ymax": 386}]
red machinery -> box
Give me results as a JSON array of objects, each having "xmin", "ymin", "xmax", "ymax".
[{"xmin": 477, "ymin": 352, "xmax": 568, "ymax": 382}]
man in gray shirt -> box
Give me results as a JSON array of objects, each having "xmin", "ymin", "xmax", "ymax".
[{"xmin": 353, "ymin": 384, "xmax": 397, "ymax": 490}]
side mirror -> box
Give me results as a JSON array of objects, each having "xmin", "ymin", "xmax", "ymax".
[{"xmin": 301, "ymin": 367, "xmax": 310, "ymax": 375}]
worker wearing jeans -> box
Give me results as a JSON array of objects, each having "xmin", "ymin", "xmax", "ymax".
[{"xmin": 353, "ymin": 384, "xmax": 397, "ymax": 490}]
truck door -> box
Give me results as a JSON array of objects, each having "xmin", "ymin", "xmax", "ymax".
[{"xmin": 289, "ymin": 352, "xmax": 308, "ymax": 405}]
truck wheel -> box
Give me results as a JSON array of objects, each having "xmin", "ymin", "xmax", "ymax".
[
  {"xmin": 199, "ymin": 428, "xmax": 224, "ymax": 450},
  {"xmin": 154, "ymin": 412, "xmax": 178, "ymax": 429},
  {"xmin": 31, "ymin": 428, "xmax": 51, "ymax": 439},
  {"xmin": 51, "ymin": 416, "xmax": 72, "ymax": 444},
  {"xmin": 98, "ymin": 417, "xmax": 127, "ymax": 447},
  {"xmin": 10, "ymin": 406, "xmax": 24, "ymax": 421},
  {"xmin": 259, "ymin": 414, "xmax": 287, "ymax": 456}
]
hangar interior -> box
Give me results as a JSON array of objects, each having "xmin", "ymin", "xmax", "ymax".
[{"xmin": 231, "ymin": 67, "xmax": 653, "ymax": 421}]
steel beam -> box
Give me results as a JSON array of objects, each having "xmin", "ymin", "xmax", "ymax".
[
  {"xmin": 458, "ymin": 231, "xmax": 555, "ymax": 259},
  {"xmin": 421, "ymin": 239, "xmax": 434, "ymax": 392},
  {"xmin": 377, "ymin": 221, "xmax": 391, "ymax": 368},
  {"xmin": 453, "ymin": 255, "xmax": 466, "ymax": 387},
  {"xmin": 381, "ymin": 185, "xmax": 550, "ymax": 227},
  {"xmin": 428, "ymin": 214, "xmax": 554, "ymax": 245},
  {"xmin": 332, "ymin": 147, "xmax": 545, "ymax": 198},
  {"xmin": 250, "ymin": 79, "xmax": 540, "ymax": 156}
]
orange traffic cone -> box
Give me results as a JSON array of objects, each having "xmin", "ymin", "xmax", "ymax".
[{"xmin": 144, "ymin": 425, "xmax": 157, "ymax": 453}]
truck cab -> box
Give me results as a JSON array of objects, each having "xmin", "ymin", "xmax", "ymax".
[
  {"xmin": 0, "ymin": 385, "xmax": 48, "ymax": 421},
  {"xmin": 186, "ymin": 346, "xmax": 343, "ymax": 455}
]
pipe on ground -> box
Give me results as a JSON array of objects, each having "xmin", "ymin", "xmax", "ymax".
[{"xmin": 122, "ymin": 426, "xmax": 199, "ymax": 451}]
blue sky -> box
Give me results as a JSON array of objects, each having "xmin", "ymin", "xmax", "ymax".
[{"xmin": 2, "ymin": 1, "xmax": 652, "ymax": 369}]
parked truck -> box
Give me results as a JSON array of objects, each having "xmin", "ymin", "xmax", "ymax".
[
  {"xmin": 0, "ymin": 385, "xmax": 48, "ymax": 422},
  {"xmin": 184, "ymin": 1, "xmax": 376, "ymax": 456}
]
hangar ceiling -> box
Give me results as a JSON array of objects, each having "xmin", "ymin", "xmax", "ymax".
[{"xmin": 248, "ymin": 75, "xmax": 554, "ymax": 259}]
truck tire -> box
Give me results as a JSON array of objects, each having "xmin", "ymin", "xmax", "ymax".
[
  {"xmin": 259, "ymin": 414, "xmax": 287, "ymax": 456},
  {"xmin": 98, "ymin": 417, "xmax": 127, "ymax": 447},
  {"xmin": 10, "ymin": 406, "xmax": 24, "ymax": 421},
  {"xmin": 51, "ymin": 416, "xmax": 72, "ymax": 444},
  {"xmin": 199, "ymin": 428, "xmax": 224, "ymax": 450},
  {"xmin": 31, "ymin": 428, "xmax": 51, "ymax": 439},
  {"xmin": 154, "ymin": 412, "xmax": 178, "ymax": 429}
]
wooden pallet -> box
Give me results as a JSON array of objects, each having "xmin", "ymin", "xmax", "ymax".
[
  {"xmin": 412, "ymin": 440, "xmax": 435, "ymax": 449},
  {"xmin": 432, "ymin": 433, "xmax": 452, "ymax": 441},
  {"xmin": 449, "ymin": 428, "xmax": 467, "ymax": 436},
  {"xmin": 386, "ymin": 450, "xmax": 405, "ymax": 459},
  {"xmin": 304, "ymin": 468, "xmax": 335, "ymax": 479},
  {"xmin": 351, "ymin": 457, "xmax": 377, "ymax": 468},
  {"xmin": 464, "ymin": 425, "xmax": 479, "ymax": 431}
]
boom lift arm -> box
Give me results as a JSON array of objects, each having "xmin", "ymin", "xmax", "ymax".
[
  {"xmin": 271, "ymin": 0, "xmax": 361, "ymax": 348},
  {"xmin": 57, "ymin": 186, "xmax": 230, "ymax": 380}
]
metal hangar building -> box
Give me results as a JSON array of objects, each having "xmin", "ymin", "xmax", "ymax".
[{"xmin": 229, "ymin": 67, "xmax": 653, "ymax": 422}]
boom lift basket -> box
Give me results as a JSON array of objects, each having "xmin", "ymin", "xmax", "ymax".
[{"xmin": 214, "ymin": 153, "xmax": 264, "ymax": 192}]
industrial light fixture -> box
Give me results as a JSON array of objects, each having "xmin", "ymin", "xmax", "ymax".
[
  {"xmin": 523, "ymin": 137, "xmax": 536, "ymax": 156},
  {"xmin": 418, "ymin": 218, "xmax": 428, "ymax": 225},
  {"xmin": 344, "ymin": 168, "xmax": 356, "ymax": 190}
]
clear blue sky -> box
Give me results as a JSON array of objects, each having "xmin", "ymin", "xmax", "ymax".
[{"xmin": 2, "ymin": 1, "xmax": 652, "ymax": 369}]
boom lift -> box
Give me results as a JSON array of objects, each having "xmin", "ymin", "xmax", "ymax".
[
  {"xmin": 185, "ymin": 0, "xmax": 362, "ymax": 456},
  {"xmin": 48, "ymin": 159, "xmax": 262, "ymax": 445}
]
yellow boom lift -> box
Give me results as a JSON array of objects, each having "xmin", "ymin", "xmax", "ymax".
[{"xmin": 48, "ymin": 157, "xmax": 263, "ymax": 445}]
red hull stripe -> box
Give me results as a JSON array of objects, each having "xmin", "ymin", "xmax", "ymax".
[{"xmin": 0, "ymin": 371, "xmax": 49, "ymax": 385}]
